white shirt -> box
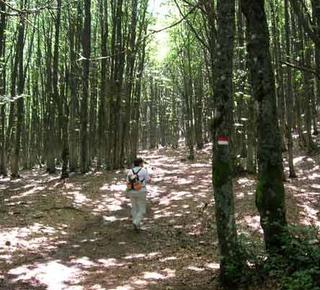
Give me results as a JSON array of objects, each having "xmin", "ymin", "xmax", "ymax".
[{"xmin": 127, "ymin": 166, "xmax": 150, "ymax": 186}]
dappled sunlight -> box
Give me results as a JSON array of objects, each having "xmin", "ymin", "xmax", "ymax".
[
  {"xmin": 240, "ymin": 215, "xmax": 263, "ymax": 234},
  {"xmin": 97, "ymin": 192, "xmax": 128, "ymax": 213},
  {"xmin": 0, "ymin": 223, "xmax": 58, "ymax": 256},
  {"xmin": 298, "ymin": 203, "xmax": 320, "ymax": 227},
  {"xmin": 206, "ymin": 262, "xmax": 220, "ymax": 270},
  {"xmin": 293, "ymin": 156, "xmax": 307, "ymax": 165},
  {"xmin": 100, "ymin": 182, "xmax": 126, "ymax": 192},
  {"xmin": 68, "ymin": 191, "xmax": 91, "ymax": 206},
  {"xmin": 310, "ymin": 183, "xmax": 320, "ymax": 190},
  {"xmin": 237, "ymin": 177, "xmax": 255, "ymax": 187},
  {"xmin": 124, "ymin": 252, "xmax": 160, "ymax": 260},
  {"xmin": 191, "ymin": 163, "xmax": 211, "ymax": 168},
  {"xmin": 306, "ymin": 172, "xmax": 320, "ymax": 181},
  {"xmin": 159, "ymin": 256, "xmax": 177, "ymax": 262},
  {"xmin": 9, "ymin": 185, "xmax": 46, "ymax": 199},
  {"xmin": 187, "ymin": 265, "xmax": 206, "ymax": 272},
  {"xmin": 97, "ymin": 258, "xmax": 126, "ymax": 268},
  {"xmin": 3, "ymin": 147, "xmax": 319, "ymax": 289},
  {"xmin": 103, "ymin": 216, "xmax": 129, "ymax": 223},
  {"xmin": 236, "ymin": 190, "xmax": 255, "ymax": 199},
  {"xmin": 143, "ymin": 268, "xmax": 175, "ymax": 280},
  {"xmin": 8, "ymin": 260, "xmax": 82, "ymax": 289}
]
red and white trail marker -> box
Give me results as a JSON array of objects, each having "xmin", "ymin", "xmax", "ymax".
[{"xmin": 217, "ymin": 136, "xmax": 229, "ymax": 145}]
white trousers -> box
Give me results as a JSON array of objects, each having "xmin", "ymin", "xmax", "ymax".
[{"xmin": 129, "ymin": 190, "xmax": 147, "ymax": 228}]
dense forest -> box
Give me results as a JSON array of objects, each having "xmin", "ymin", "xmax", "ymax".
[{"xmin": 1, "ymin": 0, "xmax": 320, "ymax": 289}]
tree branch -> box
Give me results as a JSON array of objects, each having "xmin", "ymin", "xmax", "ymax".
[
  {"xmin": 148, "ymin": 2, "xmax": 199, "ymax": 35},
  {"xmin": 289, "ymin": 0, "xmax": 320, "ymax": 46},
  {"xmin": 0, "ymin": 0, "xmax": 56, "ymax": 17},
  {"xmin": 280, "ymin": 60, "xmax": 320, "ymax": 79},
  {"xmin": 84, "ymin": 3, "xmax": 200, "ymax": 62},
  {"xmin": 173, "ymin": 0, "xmax": 209, "ymax": 50}
]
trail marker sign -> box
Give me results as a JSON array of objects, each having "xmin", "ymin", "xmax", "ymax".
[{"xmin": 217, "ymin": 136, "xmax": 229, "ymax": 145}]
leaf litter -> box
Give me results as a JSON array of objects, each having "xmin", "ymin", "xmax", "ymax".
[{"xmin": 0, "ymin": 144, "xmax": 319, "ymax": 289}]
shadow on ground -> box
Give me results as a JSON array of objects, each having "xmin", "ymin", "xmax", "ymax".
[{"xmin": 0, "ymin": 144, "xmax": 319, "ymax": 289}]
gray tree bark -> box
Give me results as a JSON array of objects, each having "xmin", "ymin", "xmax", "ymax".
[{"xmin": 241, "ymin": 0, "xmax": 288, "ymax": 253}]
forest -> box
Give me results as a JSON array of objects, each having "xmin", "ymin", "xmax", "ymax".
[{"xmin": 0, "ymin": 0, "xmax": 320, "ymax": 289}]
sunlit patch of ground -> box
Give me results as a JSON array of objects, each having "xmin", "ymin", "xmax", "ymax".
[{"xmin": 0, "ymin": 143, "xmax": 319, "ymax": 289}]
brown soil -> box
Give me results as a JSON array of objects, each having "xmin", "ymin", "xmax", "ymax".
[{"xmin": 0, "ymin": 145, "xmax": 319, "ymax": 290}]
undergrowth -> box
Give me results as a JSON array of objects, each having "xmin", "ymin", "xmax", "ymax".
[{"xmin": 235, "ymin": 225, "xmax": 320, "ymax": 290}]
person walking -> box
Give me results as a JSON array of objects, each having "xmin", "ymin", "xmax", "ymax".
[{"xmin": 126, "ymin": 158, "xmax": 150, "ymax": 231}]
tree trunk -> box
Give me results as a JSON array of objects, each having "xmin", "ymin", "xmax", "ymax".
[
  {"xmin": 284, "ymin": 0, "xmax": 297, "ymax": 178},
  {"xmin": 311, "ymin": 0, "xmax": 320, "ymax": 110},
  {"xmin": 68, "ymin": 5, "xmax": 81, "ymax": 173},
  {"xmin": 212, "ymin": 0, "xmax": 244, "ymax": 284},
  {"xmin": 11, "ymin": 11, "xmax": 26, "ymax": 178},
  {"xmin": 0, "ymin": 0, "xmax": 7, "ymax": 176},
  {"xmin": 97, "ymin": 0, "xmax": 108, "ymax": 169},
  {"xmin": 80, "ymin": 0, "xmax": 91, "ymax": 173},
  {"xmin": 241, "ymin": 0, "xmax": 288, "ymax": 253}
]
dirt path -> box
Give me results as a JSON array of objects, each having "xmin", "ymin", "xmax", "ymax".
[{"xmin": 0, "ymin": 146, "xmax": 319, "ymax": 290}]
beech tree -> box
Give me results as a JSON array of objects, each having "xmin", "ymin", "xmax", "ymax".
[
  {"xmin": 212, "ymin": 0, "xmax": 244, "ymax": 282},
  {"xmin": 241, "ymin": 0, "xmax": 288, "ymax": 252}
]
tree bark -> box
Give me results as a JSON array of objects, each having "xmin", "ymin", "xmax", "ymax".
[
  {"xmin": 241, "ymin": 0, "xmax": 288, "ymax": 253},
  {"xmin": 80, "ymin": 0, "xmax": 91, "ymax": 173},
  {"xmin": 284, "ymin": 0, "xmax": 297, "ymax": 178},
  {"xmin": 212, "ymin": 0, "xmax": 244, "ymax": 283},
  {"xmin": 0, "ymin": 0, "xmax": 7, "ymax": 176},
  {"xmin": 11, "ymin": 8, "xmax": 26, "ymax": 178}
]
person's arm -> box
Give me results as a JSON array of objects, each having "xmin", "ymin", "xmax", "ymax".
[
  {"xmin": 144, "ymin": 168, "xmax": 151, "ymax": 182},
  {"xmin": 127, "ymin": 169, "xmax": 133, "ymax": 182}
]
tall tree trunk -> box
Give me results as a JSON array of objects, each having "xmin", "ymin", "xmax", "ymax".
[
  {"xmin": 121, "ymin": 0, "xmax": 138, "ymax": 165},
  {"xmin": 11, "ymin": 7, "xmax": 26, "ymax": 178},
  {"xmin": 270, "ymin": 0, "xmax": 286, "ymax": 152},
  {"xmin": 212, "ymin": 0, "xmax": 244, "ymax": 284},
  {"xmin": 0, "ymin": 0, "xmax": 7, "ymax": 176},
  {"xmin": 194, "ymin": 70, "xmax": 204, "ymax": 150},
  {"xmin": 68, "ymin": 5, "xmax": 81, "ymax": 172},
  {"xmin": 80, "ymin": 0, "xmax": 91, "ymax": 173},
  {"xmin": 311, "ymin": 0, "xmax": 320, "ymax": 110},
  {"xmin": 45, "ymin": 19, "xmax": 56, "ymax": 173},
  {"xmin": 130, "ymin": 22, "xmax": 147, "ymax": 159},
  {"xmin": 241, "ymin": 0, "xmax": 288, "ymax": 253},
  {"xmin": 284, "ymin": 0, "xmax": 297, "ymax": 178},
  {"xmin": 97, "ymin": 0, "xmax": 109, "ymax": 169},
  {"xmin": 302, "ymin": 41, "xmax": 316, "ymax": 152}
]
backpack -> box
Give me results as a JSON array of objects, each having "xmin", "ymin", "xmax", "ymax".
[{"xmin": 127, "ymin": 168, "xmax": 144, "ymax": 191}]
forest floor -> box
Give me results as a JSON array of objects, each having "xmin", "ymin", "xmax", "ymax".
[{"xmin": 0, "ymin": 144, "xmax": 320, "ymax": 290}]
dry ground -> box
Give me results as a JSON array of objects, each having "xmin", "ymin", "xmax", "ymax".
[{"xmin": 0, "ymin": 145, "xmax": 319, "ymax": 290}]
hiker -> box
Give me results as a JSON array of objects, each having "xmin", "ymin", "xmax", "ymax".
[{"xmin": 126, "ymin": 157, "xmax": 150, "ymax": 231}]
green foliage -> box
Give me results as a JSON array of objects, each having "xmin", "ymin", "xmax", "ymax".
[
  {"xmin": 235, "ymin": 226, "xmax": 320, "ymax": 290},
  {"xmin": 282, "ymin": 269, "xmax": 320, "ymax": 290},
  {"xmin": 265, "ymin": 225, "xmax": 320, "ymax": 290}
]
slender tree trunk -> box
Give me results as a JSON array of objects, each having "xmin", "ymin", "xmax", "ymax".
[
  {"xmin": 311, "ymin": 0, "xmax": 320, "ymax": 110},
  {"xmin": 241, "ymin": 0, "xmax": 288, "ymax": 253},
  {"xmin": 131, "ymin": 22, "xmax": 147, "ymax": 159},
  {"xmin": 68, "ymin": 5, "xmax": 81, "ymax": 172},
  {"xmin": 80, "ymin": 0, "xmax": 91, "ymax": 173},
  {"xmin": 270, "ymin": 0, "xmax": 286, "ymax": 152},
  {"xmin": 97, "ymin": 0, "xmax": 108, "ymax": 169},
  {"xmin": 284, "ymin": 0, "xmax": 297, "ymax": 178},
  {"xmin": 0, "ymin": 0, "xmax": 7, "ymax": 176},
  {"xmin": 11, "ymin": 9, "xmax": 26, "ymax": 178},
  {"xmin": 303, "ymin": 42, "xmax": 316, "ymax": 152},
  {"xmin": 44, "ymin": 19, "xmax": 56, "ymax": 174},
  {"xmin": 293, "ymin": 18, "xmax": 306, "ymax": 147},
  {"xmin": 149, "ymin": 78, "xmax": 158, "ymax": 150},
  {"xmin": 194, "ymin": 71, "xmax": 204, "ymax": 150}
]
